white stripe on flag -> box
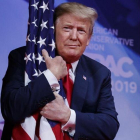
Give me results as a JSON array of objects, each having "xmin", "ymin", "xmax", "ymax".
[
  {"xmin": 40, "ymin": 116, "xmax": 56, "ymax": 140},
  {"xmin": 21, "ymin": 116, "xmax": 36, "ymax": 140},
  {"xmin": 64, "ymin": 98, "xmax": 69, "ymax": 107}
]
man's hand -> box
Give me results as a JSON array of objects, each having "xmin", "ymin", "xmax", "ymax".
[
  {"xmin": 40, "ymin": 92, "xmax": 71, "ymax": 124},
  {"xmin": 42, "ymin": 49, "xmax": 67, "ymax": 80}
]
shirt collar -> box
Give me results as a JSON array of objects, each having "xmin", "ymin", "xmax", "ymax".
[{"xmin": 71, "ymin": 60, "xmax": 79, "ymax": 74}]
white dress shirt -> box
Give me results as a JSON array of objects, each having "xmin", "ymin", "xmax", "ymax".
[{"xmin": 43, "ymin": 60, "xmax": 79, "ymax": 137}]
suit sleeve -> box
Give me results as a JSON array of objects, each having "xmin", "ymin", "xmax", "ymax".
[
  {"xmin": 1, "ymin": 49, "xmax": 55, "ymax": 124},
  {"xmin": 74, "ymin": 69, "xmax": 119, "ymax": 140}
]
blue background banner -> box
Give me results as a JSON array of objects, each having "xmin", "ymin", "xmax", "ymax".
[{"xmin": 0, "ymin": 0, "xmax": 140, "ymax": 139}]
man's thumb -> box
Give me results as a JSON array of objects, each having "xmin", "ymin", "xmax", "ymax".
[
  {"xmin": 42, "ymin": 49, "xmax": 50, "ymax": 63},
  {"xmin": 54, "ymin": 91, "xmax": 61, "ymax": 98}
]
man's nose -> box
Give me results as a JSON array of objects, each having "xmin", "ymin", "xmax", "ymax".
[{"xmin": 70, "ymin": 29, "xmax": 78, "ymax": 40}]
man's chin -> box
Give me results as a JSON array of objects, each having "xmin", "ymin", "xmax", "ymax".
[{"xmin": 64, "ymin": 54, "xmax": 79, "ymax": 63}]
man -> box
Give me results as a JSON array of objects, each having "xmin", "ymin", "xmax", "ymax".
[{"xmin": 1, "ymin": 2, "xmax": 119, "ymax": 140}]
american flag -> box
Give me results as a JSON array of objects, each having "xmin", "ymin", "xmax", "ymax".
[{"xmin": 12, "ymin": 0, "xmax": 67, "ymax": 139}]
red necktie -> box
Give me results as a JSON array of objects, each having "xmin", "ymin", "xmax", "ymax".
[
  {"xmin": 62, "ymin": 63, "xmax": 74, "ymax": 106},
  {"xmin": 62, "ymin": 63, "xmax": 74, "ymax": 140}
]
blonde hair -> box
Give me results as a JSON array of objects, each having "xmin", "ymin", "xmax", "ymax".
[{"xmin": 54, "ymin": 2, "xmax": 98, "ymax": 35}]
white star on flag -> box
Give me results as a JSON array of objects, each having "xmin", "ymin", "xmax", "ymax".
[
  {"xmin": 40, "ymin": 1, "xmax": 49, "ymax": 13},
  {"xmin": 32, "ymin": 53, "xmax": 36, "ymax": 63},
  {"xmin": 50, "ymin": 26, "xmax": 54, "ymax": 30},
  {"xmin": 49, "ymin": 39, "xmax": 55, "ymax": 51},
  {"xmin": 24, "ymin": 53, "xmax": 32, "ymax": 64},
  {"xmin": 25, "ymin": 71, "xmax": 31, "ymax": 86},
  {"xmin": 38, "ymin": 70, "xmax": 42, "ymax": 76},
  {"xmin": 31, "ymin": 0, "xmax": 39, "ymax": 10},
  {"xmin": 26, "ymin": 34, "xmax": 31, "ymax": 42},
  {"xmin": 36, "ymin": 53, "xmax": 45, "ymax": 65},
  {"xmin": 32, "ymin": 36, "xmax": 37, "ymax": 44},
  {"xmin": 40, "ymin": 20, "xmax": 48, "ymax": 31},
  {"xmin": 37, "ymin": 37, "xmax": 46, "ymax": 48},
  {"xmin": 32, "ymin": 19, "xmax": 38, "ymax": 27},
  {"xmin": 33, "ymin": 69, "xmax": 38, "ymax": 76}
]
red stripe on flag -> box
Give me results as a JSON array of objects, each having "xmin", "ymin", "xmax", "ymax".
[
  {"xmin": 12, "ymin": 125, "xmax": 31, "ymax": 140},
  {"xmin": 33, "ymin": 111, "xmax": 40, "ymax": 121},
  {"xmin": 52, "ymin": 123, "xmax": 64, "ymax": 140},
  {"xmin": 35, "ymin": 115, "xmax": 41, "ymax": 140}
]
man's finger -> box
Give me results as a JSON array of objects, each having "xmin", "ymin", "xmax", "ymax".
[{"xmin": 40, "ymin": 111, "xmax": 45, "ymax": 116}]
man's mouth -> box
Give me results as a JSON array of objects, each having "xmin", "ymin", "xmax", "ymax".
[{"xmin": 66, "ymin": 45, "xmax": 79, "ymax": 47}]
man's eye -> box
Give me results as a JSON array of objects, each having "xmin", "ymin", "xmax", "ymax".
[
  {"xmin": 63, "ymin": 27, "xmax": 71, "ymax": 31},
  {"xmin": 78, "ymin": 29, "xmax": 85, "ymax": 34}
]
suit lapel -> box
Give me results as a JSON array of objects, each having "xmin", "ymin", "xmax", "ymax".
[{"xmin": 71, "ymin": 56, "xmax": 88, "ymax": 111}]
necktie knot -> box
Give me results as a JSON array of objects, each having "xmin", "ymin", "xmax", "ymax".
[{"xmin": 66, "ymin": 63, "xmax": 72, "ymax": 71}]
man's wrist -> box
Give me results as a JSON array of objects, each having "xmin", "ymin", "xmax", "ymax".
[
  {"xmin": 43, "ymin": 69, "xmax": 60, "ymax": 92},
  {"xmin": 61, "ymin": 107, "xmax": 71, "ymax": 124},
  {"xmin": 62, "ymin": 109, "xmax": 76, "ymax": 132}
]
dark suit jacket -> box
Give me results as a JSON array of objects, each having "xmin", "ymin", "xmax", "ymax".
[{"xmin": 1, "ymin": 46, "xmax": 119, "ymax": 140}]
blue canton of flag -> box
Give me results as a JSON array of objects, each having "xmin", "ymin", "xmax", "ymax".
[{"xmin": 24, "ymin": 0, "xmax": 55, "ymax": 85}]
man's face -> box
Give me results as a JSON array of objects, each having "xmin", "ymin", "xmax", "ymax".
[{"xmin": 55, "ymin": 14, "xmax": 92, "ymax": 63}]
